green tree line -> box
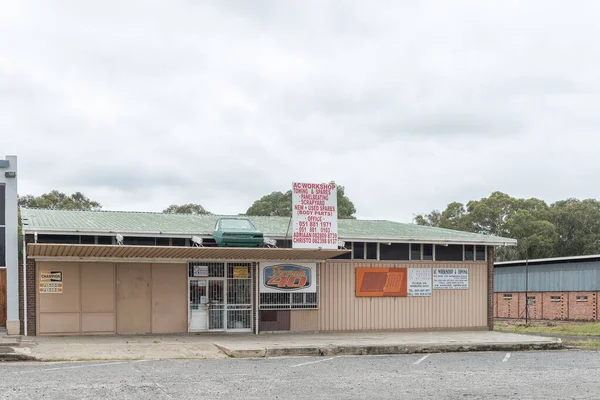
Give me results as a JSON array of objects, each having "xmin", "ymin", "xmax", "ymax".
[
  {"xmin": 20, "ymin": 188, "xmax": 599, "ymax": 262},
  {"xmin": 415, "ymin": 191, "xmax": 600, "ymax": 261}
]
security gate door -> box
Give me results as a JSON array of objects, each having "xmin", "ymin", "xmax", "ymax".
[
  {"xmin": 188, "ymin": 262, "xmax": 253, "ymax": 333},
  {"xmin": 189, "ymin": 279, "xmax": 208, "ymax": 331},
  {"xmin": 207, "ymin": 280, "xmax": 225, "ymax": 330}
]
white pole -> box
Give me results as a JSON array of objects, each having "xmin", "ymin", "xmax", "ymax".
[{"xmin": 255, "ymin": 263, "xmax": 259, "ymax": 335}]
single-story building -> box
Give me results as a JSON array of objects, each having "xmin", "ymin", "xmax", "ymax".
[
  {"xmin": 19, "ymin": 208, "xmax": 516, "ymax": 336},
  {"xmin": 494, "ymin": 255, "xmax": 600, "ymax": 321}
]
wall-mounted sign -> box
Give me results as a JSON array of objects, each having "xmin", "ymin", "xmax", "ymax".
[
  {"xmin": 356, "ymin": 267, "xmax": 432, "ymax": 297},
  {"xmin": 407, "ymin": 268, "xmax": 432, "ymax": 297},
  {"xmin": 292, "ymin": 182, "xmax": 338, "ymax": 250},
  {"xmin": 233, "ymin": 266, "xmax": 249, "ymax": 279},
  {"xmin": 433, "ymin": 268, "xmax": 469, "ymax": 289},
  {"xmin": 39, "ymin": 270, "xmax": 63, "ymax": 294},
  {"xmin": 259, "ymin": 262, "xmax": 317, "ymax": 293},
  {"xmin": 356, "ymin": 268, "xmax": 407, "ymax": 297},
  {"xmin": 193, "ymin": 265, "xmax": 209, "ymax": 277}
]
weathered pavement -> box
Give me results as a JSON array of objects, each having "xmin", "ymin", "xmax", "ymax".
[
  {"xmin": 212, "ymin": 331, "xmax": 562, "ymax": 358},
  {"xmin": 1, "ymin": 350, "xmax": 598, "ymax": 399},
  {"xmin": 0, "ymin": 331, "xmax": 561, "ymax": 362}
]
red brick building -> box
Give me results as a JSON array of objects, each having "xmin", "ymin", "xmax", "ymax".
[{"xmin": 494, "ymin": 255, "xmax": 600, "ymax": 321}]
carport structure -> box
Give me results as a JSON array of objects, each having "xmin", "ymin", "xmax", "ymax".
[{"xmin": 26, "ymin": 244, "xmax": 346, "ymax": 336}]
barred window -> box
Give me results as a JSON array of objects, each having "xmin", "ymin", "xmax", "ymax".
[{"xmin": 259, "ymin": 266, "xmax": 319, "ymax": 310}]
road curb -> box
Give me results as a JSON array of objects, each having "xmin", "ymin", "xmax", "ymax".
[
  {"xmin": 216, "ymin": 340, "xmax": 563, "ymax": 358},
  {"xmin": 0, "ymin": 347, "xmax": 38, "ymax": 362}
]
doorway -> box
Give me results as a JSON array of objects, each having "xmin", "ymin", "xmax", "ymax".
[{"xmin": 188, "ymin": 262, "xmax": 253, "ymax": 332}]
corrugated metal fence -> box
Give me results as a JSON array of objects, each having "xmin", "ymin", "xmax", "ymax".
[{"xmin": 494, "ymin": 261, "xmax": 600, "ymax": 292}]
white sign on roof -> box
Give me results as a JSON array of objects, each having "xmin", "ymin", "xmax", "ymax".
[{"xmin": 292, "ymin": 182, "xmax": 338, "ymax": 249}]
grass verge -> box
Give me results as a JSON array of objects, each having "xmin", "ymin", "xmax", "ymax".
[
  {"xmin": 563, "ymin": 340, "xmax": 600, "ymax": 350},
  {"xmin": 495, "ymin": 322, "xmax": 600, "ymax": 336}
]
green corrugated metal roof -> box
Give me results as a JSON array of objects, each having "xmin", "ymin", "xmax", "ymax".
[{"xmin": 20, "ymin": 208, "xmax": 516, "ymax": 245}]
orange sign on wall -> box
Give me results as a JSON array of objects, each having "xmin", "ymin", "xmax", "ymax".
[{"xmin": 355, "ymin": 267, "xmax": 407, "ymax": 297}]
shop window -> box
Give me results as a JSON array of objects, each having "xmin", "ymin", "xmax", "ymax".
[
  {"xmin": 80, "ymin": 235, "xmax": 96, "ymax": 244},
  {"xmin": 503, "ymin": 294, "xmax": 512, "ymax": 300},
  {"xmin": 366, "ymin": 243, "xmax": 378, "ymax": 260},
  {"xmin": 123, "ymin": 236, "xmax": 156, "ymax": 246},
  {"xmin": 380, "ymin": 243, "xmax": 409, "ymax": 261},
  {"xmin": 435, "ymin": 245, "xmax": 463, "ymax": 261},
  {"xmin": 37, "ymin": 234, "xmax": 80, "ymax": 244},
  {"xmin": 156, "ymin": 237, "xmax": 170, "ymax": 246},
  {"xmin": 464, "ymin": 245, "xmax": 474, "ymax": 261},
  {"xmin": 576, "ymin": 296, "xmax": 588, "ymax": 302},
  {"xmin": 550, "ymin": 296, "xmax": 561, "ymax": 302},
  {"xmin": 97, "ymin": 236, "xmax": 113, "ymax": 245},
  {"xmin": 277, "ymin": 239, "xmax": 292, "ymax": 249},
  {"xmin": 227, "ymin": 263, "xmax": 252, "ymax": 305},
  {"xmin": 172, "ymin": 238, "xmax": 186, "ymax": 247},
  {"xmin": 423, "ymin": 244, "xmax": 433, "ymax": 261},
  {"xmin": 353, "ymin": 242, "xmax": 365, "ymax": 260},
  {"xmin": 411, "ymin": 244, "xmax": 421, "ymax": 260},
  {"xmin": 475, "ymin": 245, "xmax": 486, "ymax": 261}
]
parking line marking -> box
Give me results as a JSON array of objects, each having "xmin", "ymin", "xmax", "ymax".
[
  {"xmin": 413, "ymin": 354, "xmax": 430, "ymax": 365},
  {"xmin": 14, "ymin": 361, "xmax": 131, "ymax": 374},
  {"xmin": 503, "ymin": 353, "xmax": 511, "ymax": 362},
  {"xmin": 291, "ymin": 357, "xmax": 337, "ymax": 368}
]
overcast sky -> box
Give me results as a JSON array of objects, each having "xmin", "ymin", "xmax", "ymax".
[{"xmin": 1, "ymin": 0, "xmax": 599, "ymax": 222}]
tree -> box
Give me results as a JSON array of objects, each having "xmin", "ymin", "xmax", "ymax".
[
  {"xmin": 415, "ymin": 192, "xmax": 558, "ymax": 261},
  {"xmin": 245, "ymin": 183, "xmax": 357, "ymax": 219},
  {"xmin": 162, "ymin": 203, "xmax": 211, "ymax": 215},
  {"xmin": 17, "ymin": 190, "xmax": 102, "ymax": 260},
  {"xmin": 549, "ymin": 199, "xmax": 600, "ymax": 257},
  {"xmin": 245, "ymin": 191, "xmax": 293, "ymax": 217},
  {"xmin": 502, "ymin": 210, "xmax": 559, "ymax": 260},
  {"xmin": 18, "ymin": 190, "xmax": 102, "ymax": 211},
  {"xmin": 414, "ymin": 202, "xmax": 473, "ymax": 232},
  {"xmin": 336, "ymin": 185, "xmax": 357, "ymax": 219}
]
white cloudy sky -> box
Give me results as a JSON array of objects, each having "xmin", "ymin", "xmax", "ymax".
[{"xmin": 1, "ymin": 0, "xmax": 599, "ymax": 222}]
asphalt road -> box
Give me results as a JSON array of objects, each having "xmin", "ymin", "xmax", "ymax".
[{"xmin": 1, "ymin": 350, "xmax": 599, "ymax": 399}]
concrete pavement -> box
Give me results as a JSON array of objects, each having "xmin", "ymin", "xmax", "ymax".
[
  {"xmin": 0, "ymin": 330, "xmax": 562, "ymax": 361},
  {"xmin": 1, "ymin": 350, "xmax": 598, "ymax": 399}
]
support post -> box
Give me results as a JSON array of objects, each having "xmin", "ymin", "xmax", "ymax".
[{"xmin": 2, "ymin": 156, "xmax": 19, "ymax": 334}]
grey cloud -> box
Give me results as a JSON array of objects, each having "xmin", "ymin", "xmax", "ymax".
[
  {"xmin": 2, "ymin": 0, "xmax": 600, "ymax": 222},
  {"xmin": 368, "ymin": 112, "xmax": 526, "ymax": 137}
]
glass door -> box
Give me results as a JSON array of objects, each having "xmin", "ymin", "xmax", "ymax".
[{"xmin": 189, "ymin": 279, "xmax": 208, "ymax": 332}]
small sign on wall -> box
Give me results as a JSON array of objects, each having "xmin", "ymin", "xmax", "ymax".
[
  {"xmin": 233, "ymin": 266, "xmax": 249, "ymax": 279},
  {"xmin": 259, "ymin": 262, "xmax": 317, "ymax": 293},
  {"xmin": 407, "ymin": 268, "xmax": 432, "ymax": 297},
  {"xmin": 433, "ymin": 268, "xmax": 469, "ymax": 289},
  {"xmin": 356, "ymin": 268, "xmax": 407, "ymax": 297},
  {"xmin": 193, "ymin": 265, "xmax": 209, "ymax": 277},
  {"xmin": 39, "ymin": 270, "xmax": 63, "ymax": 293},
  {"xmin": 355, "ymin": 267, "xmax": 432, "ymax": 297}
]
